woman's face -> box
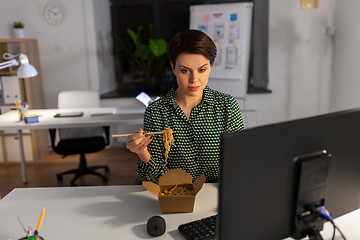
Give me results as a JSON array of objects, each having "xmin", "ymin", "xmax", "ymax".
[{"xmin": 171, "ymin": 53, "xmax": 211, "ymax": 99}]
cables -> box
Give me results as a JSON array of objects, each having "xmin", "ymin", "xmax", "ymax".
[
  {"xmin": 328, "ymin": 221, "xmax": 347, "ymax": 240},
  {"xmin": 316, "ymin": 206, "xmax": 347, "ymax": 240}
]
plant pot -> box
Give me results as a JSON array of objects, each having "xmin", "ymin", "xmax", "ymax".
[{"xmin": 14, "ymin": 28, "xmax": 24, "ymax": 38}]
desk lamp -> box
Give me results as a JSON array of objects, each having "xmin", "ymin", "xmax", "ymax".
[{"xmin": 0, "ymin": 53, "xmax": 38, "ymax": 78}]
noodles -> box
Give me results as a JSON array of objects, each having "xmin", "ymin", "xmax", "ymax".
[
  {"xmin": 159, "ymin": 185, "xmax": 194, "ymax": 196},
  {"xmin": 163, "ymin": 127, "xmax": 175, "ymax": 164}
]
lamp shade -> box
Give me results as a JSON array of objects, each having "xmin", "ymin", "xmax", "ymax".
[{"xmin": 17, "ymin": 54, "xmax": 38, "ymax": 78}]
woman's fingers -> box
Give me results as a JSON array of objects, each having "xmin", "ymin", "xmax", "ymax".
[
  {"xmin": 126, "ymin": 130, "xmax": 152, "ymax": 155},
  {"xmin": 136, "ymin": 135, "xmax": 153, "ymax": 151},
  {"xmin": 124, "ymin": 128, "xmax": 153, "ymax": 163},
  {"xmin": 126, "ymin": 129, "xmax": 144, "ymax": 146},
  {"xmin": 127, "ymin": 129, "xmax": 144, "ymax": 141},
  {"xmin": 132, "ymin": 134, "xmax": 152, "ymax": 153}
]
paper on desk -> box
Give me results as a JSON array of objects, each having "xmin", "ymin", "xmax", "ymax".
[
  {"xmin": 136, "ymin": 92, "xmax": 160, "ymax": 107},
  {"xmin": 90, "ymin": 107, "xmax": 116, "ymax": 116}
]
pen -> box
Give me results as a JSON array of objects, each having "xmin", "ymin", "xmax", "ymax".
[
  {"xmin": 35, "ymin": 206, "xmax": 46, "ymax": 235},
  {"xmin": 14, "ymin": 101, "xmax": 20, "ymax": 109}
]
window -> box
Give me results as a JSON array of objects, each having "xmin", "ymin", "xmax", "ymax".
[{"xmin": 105, "ymin": 0, "xmax": 269, "ymax": 98}]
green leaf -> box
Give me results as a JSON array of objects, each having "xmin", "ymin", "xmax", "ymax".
[
  {"xmin": 136, "ymin": 25, "xmax": 143, "ymax": 37},
  {"xmin": 149, "ymin": 39, "xmax": 167, "ymax": 57},
  {"xmin": 127, "ymin": 28, "xmax": 139, "ymax": 46},
  {"xmin": 13, "ymin": 21, "xmax": 24, "ymax": 28},
  {"xmin": 121, "ymin": 24, "xmax": 168, "ymax": 77}
]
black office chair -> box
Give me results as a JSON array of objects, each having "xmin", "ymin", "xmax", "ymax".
[{"xmin": 49, "ymin": 91, "xmax": 110, "ymax": 186}]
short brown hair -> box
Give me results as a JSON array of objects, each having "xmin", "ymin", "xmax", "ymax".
[{"xmin": 167, "ymin": 29, "xmax": 217, "ymax": 66}]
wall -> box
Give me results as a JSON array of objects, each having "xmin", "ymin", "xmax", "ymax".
[
  {"xmin": 0, "ymin": 0, "xmax": 116, "ymax": 108},
  {"xmin": 245, "ymin": 0, "xmax": 334, "ymax": 127},
  {"xmin": 0, "ymin": 0, "xmax": 350, "ymax": 130},
  {"xmin": 330, "ymin": 0, "xmax": 360, "ymax": 112},
  {"xmin": 92, "ymin": 0, "xmax": 117, "ymax": 96}
]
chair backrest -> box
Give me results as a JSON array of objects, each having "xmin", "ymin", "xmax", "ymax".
[
  {"xmin": 58, "ymin": 90, "xmax": 100, "ymax": 109},
  {"xmin": 57, "ymin": 90, "xmax": 105, "ymax": 140}
]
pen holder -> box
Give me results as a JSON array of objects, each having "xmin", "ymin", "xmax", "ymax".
[
  {"xmin": 18, "ymin": 109, "xmax": 25, "ymax": 121},
  {"xmin": 17, "ymin": 236, "xmax": 44, "ymax": 240}
]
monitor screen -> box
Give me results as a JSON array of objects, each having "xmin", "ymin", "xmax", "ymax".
[{"xmin": 218, "ymin": 108, "xmax": 360, "ymax": 239}]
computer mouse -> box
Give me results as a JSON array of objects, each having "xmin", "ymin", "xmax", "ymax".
[{"xmin": 147, "ymin": 215, "xmax": 166, "ymax": 236}]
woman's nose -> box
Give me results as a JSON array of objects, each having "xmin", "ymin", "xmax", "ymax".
[{"xmin": 189, "ymin": 72, "xmax": 199, "ymax": 82}]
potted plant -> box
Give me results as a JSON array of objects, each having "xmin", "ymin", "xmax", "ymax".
[
  {"xmin": 13, "ymin": 21, "xmax": 24, "ymax": 38},
  {"xmin": 116, "ymin": 24, "xmax": 168, "ymax": 93}
]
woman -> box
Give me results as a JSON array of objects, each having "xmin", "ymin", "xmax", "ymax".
[{"xmin": 126, "ymin": 29, "xmax": 244, "ymax": 183}]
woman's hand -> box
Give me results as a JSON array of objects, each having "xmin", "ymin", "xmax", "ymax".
[{"xmin": 126, "ymin": 129, "xmax": 152, "ymax": 163}]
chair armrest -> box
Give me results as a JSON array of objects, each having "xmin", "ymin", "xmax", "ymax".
[
  {"xmin": 103, "ymin": 126, "xmax": 110, "ymax": 146},
  {"xmin": 49, "ymin": 128, "xmax": 57, "ymax": 149}
]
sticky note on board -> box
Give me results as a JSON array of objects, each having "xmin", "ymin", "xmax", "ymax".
[
  {"xmin": 198, "ymin": 25, "xmax": 208, "ymax": 32},
  {"xmin": 230, "ymin": 13, "xmax": 237, "ymax": 21},
  {"xmin": 203, "ymin": 14, "xmax": 210, "ymax": 22}
]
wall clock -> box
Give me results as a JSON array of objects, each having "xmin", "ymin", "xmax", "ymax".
[{"xmin": 43, "ymin": 3, "xmax": 65, "ymax": 25}]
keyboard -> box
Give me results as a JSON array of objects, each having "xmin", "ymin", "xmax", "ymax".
[{"xmin": 178, "ymin": 215, "xmax": 217, "ymax": 240}]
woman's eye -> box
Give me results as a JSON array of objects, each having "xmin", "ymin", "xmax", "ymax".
[
  {"xmin": 199, "ymin": 68, "xmax": 206, "ymax": 73},
  {"xmin": 180, "ymin": 69, "xmax": 188, "ymax": 73}
]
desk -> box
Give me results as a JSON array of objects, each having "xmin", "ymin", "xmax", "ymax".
[
  {"xmin": 0, "ymin": 108, "xmax": 144, "ymax": 183},
  {"xmin": 0, "ymin": 184, "xmax": 359, "ymax": 240},
  {"xmin": 0, "ymin": 184, "xmax": 218, "ymax": 240}
]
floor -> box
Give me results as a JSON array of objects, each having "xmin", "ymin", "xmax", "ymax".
[{"xmin": 0, "ymin": 147, "xmax": 138, "ymax": 198}]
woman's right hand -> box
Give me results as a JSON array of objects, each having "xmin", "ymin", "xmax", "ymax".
[{"xmin": 126, "ymin": 129, "xmax": 152, "ymax": 163}]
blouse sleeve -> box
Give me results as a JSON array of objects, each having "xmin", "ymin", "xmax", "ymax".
[
  {"xmin": 136, "ymin": 104, "xmax": 170, "ymax": 183},
  {"xmin": 226, "ymin": 96, "xmax": 245, "ymax": 132}
]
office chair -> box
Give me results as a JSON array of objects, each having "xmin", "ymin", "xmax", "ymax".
[{"xmin": 49, "ymin": 90, "xmax": 110, "ymax": 186}]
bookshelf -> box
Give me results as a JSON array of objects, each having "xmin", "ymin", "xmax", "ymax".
[{"xmin": 0, "ymin": 39, "xmax": 49, "ymax": 163}]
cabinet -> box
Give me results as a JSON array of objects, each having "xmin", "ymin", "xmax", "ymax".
[{"xmin": 0, "ymin": 39, "xmax": 49, "ymax": 163}]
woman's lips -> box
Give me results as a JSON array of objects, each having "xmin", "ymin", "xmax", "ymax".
[{"xmin": 188, "ymin": 86, "xmax": 200, "ymax": 91}]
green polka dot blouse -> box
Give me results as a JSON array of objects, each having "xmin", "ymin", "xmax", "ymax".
[{"xmin": 137, "ymin": 86, "xmax": 245, "ymax": 183}]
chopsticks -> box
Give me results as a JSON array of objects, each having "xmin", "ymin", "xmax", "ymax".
[{"xmin": 112, "ymin": 131, "xmax": 165, "ymax": 137}]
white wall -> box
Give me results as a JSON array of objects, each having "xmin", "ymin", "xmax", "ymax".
[
  {"xmin": 0, "ymin": 0, "xmax": 116, "ymax": 108},
  {"xmin": 0, "ymin": 0, "xmax": 355, "ymax": 129},
  {"xmin": 245, "ymin": 0, "xmax": 334, "ymax": 127},
  {"xmin": 330, "ymin": 0, "xmax": 360, "ymax": 112},
  {"xmin": 92, "ymin": 0, "xmax": 117, "ymax": 95}
]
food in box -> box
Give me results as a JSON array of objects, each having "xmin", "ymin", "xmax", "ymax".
[{"xmin": 143, "ymin": 169, "xmax": 206, "ymax": 213}]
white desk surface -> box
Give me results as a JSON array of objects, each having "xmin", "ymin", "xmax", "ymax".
[
  {"xmin": 0, "ymin": 184, "xmax": 218, "ymax": 240},
  {"xmin": 0, "ymin": 183, "xmax": 359, "ymax": 240},
  {"xmin": 0, "ymin": 107, "xmax": 145, "ymax": 130}
]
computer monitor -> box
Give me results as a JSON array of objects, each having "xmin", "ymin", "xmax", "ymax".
[{"xmin": 218, "ymin": 108, "xmax": 360, "ymax": 239}]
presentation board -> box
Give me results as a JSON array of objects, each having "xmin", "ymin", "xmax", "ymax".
[{"xmin": 190, "ymin": 2, "xmax": 253, "ymax": 99}]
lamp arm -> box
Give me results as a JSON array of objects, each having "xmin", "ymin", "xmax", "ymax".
[
  {"xmin": 0, "ymin": 53, "xmax": 38, "ymax": 78},
  {"xmin": 0, "ymin": 59, "xmax": 18, "ymax": 70}
]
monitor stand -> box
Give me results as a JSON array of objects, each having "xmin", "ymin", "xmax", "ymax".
[
  {"xmin": 291, "ymin": 150, "xmax": 331, "ymax": 240},
  {"xmin": 307, "ymin": 228, "xmax": 324, "ymax": 240}
]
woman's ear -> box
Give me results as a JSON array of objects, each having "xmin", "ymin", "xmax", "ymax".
[{"xmin": 170, "ymin": 61, "xmax": 176, "ymax": 75}]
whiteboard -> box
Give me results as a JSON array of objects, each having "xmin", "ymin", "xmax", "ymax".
[{"xmin": 190, "ymin": 2, "xmax": 253, "ymax": 99}]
